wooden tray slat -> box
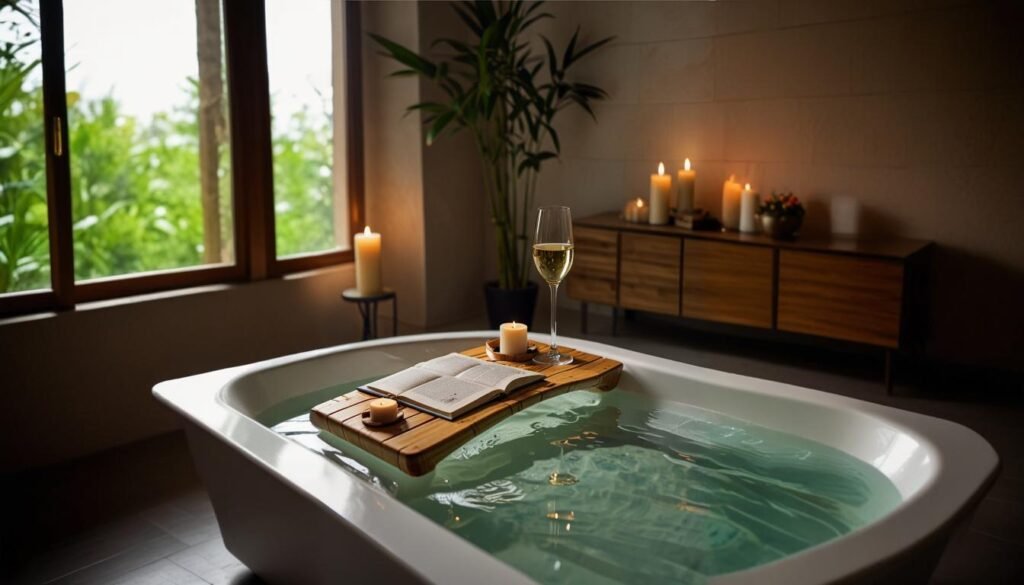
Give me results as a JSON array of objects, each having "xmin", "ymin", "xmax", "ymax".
[{"xmin": 309, "ymin": 341, "xmax": 622, "ymax": 476}]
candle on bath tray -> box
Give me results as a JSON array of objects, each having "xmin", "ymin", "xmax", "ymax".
[
  {"xmin": 499, "ymin": 321, "xmax": 529, "ymax": 356},
  {"xmin": 676, "ymin": 158, "xmax": 695, "ymax": 213},
  {"xmin": 739, "ymin": 183, "xmax": 759, "ymax": 233},
  {"xmin": 368, "ymin": 398, "xmax": 399, "ymax": 424},
  {"xmin": 721, "ymin": 175, "xmax": 743, "ymax": 230},
  {"xmin": 649, "ymin": 162, "xmax": 671, "ymax": 225},
  {"xmin": 354, "ymin": 226, "xmax": 382, "ymax": 295}
]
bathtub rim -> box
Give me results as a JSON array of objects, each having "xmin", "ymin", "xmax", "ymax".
[{"xmin": 153, "ymin": 331, "xmax": 998, "ymax": 585}]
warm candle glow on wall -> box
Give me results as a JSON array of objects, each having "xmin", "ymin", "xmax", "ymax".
[{"xmin": 649, "ymin": 162, "xmax": 671, "ymax": 225}]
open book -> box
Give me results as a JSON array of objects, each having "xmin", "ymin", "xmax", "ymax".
[{"xmin": 361, "ymin": 353, "xmax": 543, "ymax": 420}]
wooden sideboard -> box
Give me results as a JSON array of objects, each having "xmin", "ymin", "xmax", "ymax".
[{"xmin": 567, "ymin": 212, "xmax": 933, "ymax": 392}]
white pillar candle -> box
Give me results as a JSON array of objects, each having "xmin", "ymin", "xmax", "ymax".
[
  {"xmin": 676, "ymin": 158, "xmax": 696, "ymax": 213},
  {"xmin": 354, "ymin": 226, "xmax": 382, "ymax": 295},
  {"xmin": 499, "ymin": 321, "xmax": 528, "ymax": 355},
  {"xmin": 830, "ymin": 195, "xmax": 861, "ymax": 236},
  {"xmin": 722, "ymin": 175, "xmax": 743, "ymax": 230},
  {"xmin": 739, "ymin": 183, "xmax": 759, "ymax": 233},
  {"xmin": 649, "ymin": 162, "xmax": 671, "ymax": 225},
  {"xmin": 368, "ymin": 398, "xmax": 399, "ymax": 424}
]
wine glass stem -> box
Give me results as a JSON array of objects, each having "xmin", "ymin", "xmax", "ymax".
[{"xmin": 549, "ymin": 282, "xmax": 559, "ymax": 357}]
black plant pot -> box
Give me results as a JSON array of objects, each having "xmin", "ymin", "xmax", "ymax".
[{"xmin": 484, "ymin": 281, "xmax": 539, "ymax": 329}]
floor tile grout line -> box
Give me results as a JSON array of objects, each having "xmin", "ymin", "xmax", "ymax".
[
  {"xmin": 164, "ymin": 557, "xmax": 217, "ymax": 585},
  {"xmin": 39, "ymin": 524, "xmax": 189, "ymax": 585},
  {"xmin": 968, "ymin": 527, "xmax": 1024, "ymax": 549}
]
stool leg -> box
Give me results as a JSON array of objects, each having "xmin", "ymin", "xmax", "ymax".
[
  {"xmin": 392, "ymin": 297, "xmax": 398, "ymax": 337},
  {"xmin": 371, "ymin": 301, "xmax": 379, "ymax": 339},
  {"xmin": 358, "ymin": 302, "xmax": 371, "ymax": 341}
]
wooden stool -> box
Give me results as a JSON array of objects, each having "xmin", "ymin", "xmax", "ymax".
[{"xmin": 341, "ymin": 288, "xmax": 397, "ymax": 340}]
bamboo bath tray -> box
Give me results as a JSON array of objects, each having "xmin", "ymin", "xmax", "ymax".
[{"xmin": 309, "ymin": 341, "xmax": 623, "ymax": 476}]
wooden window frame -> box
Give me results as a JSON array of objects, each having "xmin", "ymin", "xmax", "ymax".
[{"xmin": 0, "ymin": 0, "xmax": 364, "ymax": 317}]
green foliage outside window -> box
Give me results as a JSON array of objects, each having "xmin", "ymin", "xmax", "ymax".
[{"xmin": 0, "ymin": 3, "xmax": 338, "ymax": 294}]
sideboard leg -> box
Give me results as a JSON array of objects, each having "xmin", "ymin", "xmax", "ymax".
[
  {"xmin": 580, "ymin": 302, "xmax": 589, "ymax": 334},
  {"xmin": 884, "ymin": 349, "xmax": 894, "ymax": 395},
  {"xmin": 612, "ymin": 307, "xmax": 619, "ymax": 336}
]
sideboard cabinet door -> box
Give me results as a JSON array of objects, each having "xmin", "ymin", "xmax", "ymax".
[
  {"xmin": 566, "ymin": 226, "xmax": 619, "ymax": 305},
  {"xmin": 778, "ymin": 250, "xmax": 903, "ymax": 348},
  {"xmin": 682, "ymin": 240, "xmax": 774, "ymax": 328},
  {"xmin": 619, "ymin": 233, "xmax": 681, "ymax": 315}
]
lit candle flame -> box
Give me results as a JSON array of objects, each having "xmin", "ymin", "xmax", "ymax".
[
  {"xmin": 363, "ymin": 226, "xmax": 372, "ymax": 235},
  {"xmin": 744, "ymin": 183, "xmax": 751, "ymax": 190},
  {"xmin": 684, "ymin": 158, "xmax": 691, "ymax": 171},
  {"xmin": 637, "ymin": 198, "xmax": 644, "ymax": 208},
  {"xmin": 658, "ymin": 162, "xmax": 665, "ymax": 176}
]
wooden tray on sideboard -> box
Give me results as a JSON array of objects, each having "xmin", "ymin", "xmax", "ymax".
[{"xmin": 309, "ymin": 341, "xmax": 622, "ymax": 476}]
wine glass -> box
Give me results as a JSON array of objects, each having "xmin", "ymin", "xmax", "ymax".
[{"xmin": 532, "ymin": 206, "xmax": 574, "ymax": 366}]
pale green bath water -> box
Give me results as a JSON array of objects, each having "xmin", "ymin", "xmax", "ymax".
[{"xmin": 263, "ymin": 388, "xmax": 901, "ymax": 584}]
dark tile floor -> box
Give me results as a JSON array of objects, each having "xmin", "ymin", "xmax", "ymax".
[{"xmin": 4, "ymin": 310, "xmax": 1023, "ymax": 584}]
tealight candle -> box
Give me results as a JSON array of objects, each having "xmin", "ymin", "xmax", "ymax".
[
  {"xmin": 676, "ymin": 158, "xmax": 695, "ymax": 213},
  {"xmin": 649, "ymin": 162, "xmax": 671, "ymax": 225},
  {"xmin": 721, "ymin": 175, "xmax": 743, "ymax": 230},
  {"xmin": 739, "ymin": 183, "xmax": 759, "ymax": 233},
  {"xmin": 499, "ymin": 321, "xmax": 528, "ymax": 355},
  {"xmin": 354, "ymin": 226, "xmax": 382, "ymax": 295},
  {"xmin": 622, "ymin": 197, "xmax": 649, "ymax": 223},
  {"xmin": 368, "ymin": 398, "xmax": 399, "ymax": 424}
]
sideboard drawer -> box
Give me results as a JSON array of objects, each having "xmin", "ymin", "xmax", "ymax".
[
  {"xmin": 682, "ymin": 240, "xmax": 773, "ymax": 328},
  {"xmin": 619, "ymin": 233, "xmax": 681, "ymax": 315},
  {"xmin": 778, "ymin": 251, "xmax": 903, "ymax": 348},
  {"xmin": 567, "ymin": 226, "xmax": 619, "ymax": 305}
]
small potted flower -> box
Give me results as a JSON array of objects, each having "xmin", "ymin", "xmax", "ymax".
[{"xmin": 757, "ymin": 192, "xmax": 805, "ymax": 239}]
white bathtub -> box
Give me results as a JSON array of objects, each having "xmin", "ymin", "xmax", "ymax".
[{"xmin": 153, "ymin": 332, "xmax": 998, "ymax": 585}]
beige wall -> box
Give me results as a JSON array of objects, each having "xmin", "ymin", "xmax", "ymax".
[
  {"xmin": 530, "ymin": 0, "xmax": 1024, "ymax": 370},
  {"xmin": 0, "ymin": 266, "xmax": 363, "ymax": 471},
  {"xmin": 363, "ymin": 0, "xmax": 486, "ymax": 328}
]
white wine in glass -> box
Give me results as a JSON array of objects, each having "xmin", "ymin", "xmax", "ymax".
[{"xmin": 533, "ymin": 206, "xmax": 574, "ymax": 366}]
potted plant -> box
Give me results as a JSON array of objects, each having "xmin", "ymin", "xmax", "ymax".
[
  {"xmin": 757, "ymin": 192, "xmax": 805, "ymax": 239},
  {"xmin": 370, "ymin": 1, "xmax": 611, "ymax": 327}
]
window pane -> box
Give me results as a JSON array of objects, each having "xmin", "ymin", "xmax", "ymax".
[
  {"xmin": 0, "ymin": 0, "xmax": 50, "ymax": 294},
  {"xmin": 265, "ymin": 0, "xmax": 349, "ymax": 258},
  {"xmin": 64, "ymin": 0, "xmax": 232, "ymax": 281}
]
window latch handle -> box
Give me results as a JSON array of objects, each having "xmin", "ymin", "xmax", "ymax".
[{"xmin": 53, "ymin": 116, "xmax": 63, "ymax": 157}]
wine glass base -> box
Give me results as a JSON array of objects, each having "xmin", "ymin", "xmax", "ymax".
[{"xmin": 533, "ymin": 352, "xmax": 574, "ymax": 366}]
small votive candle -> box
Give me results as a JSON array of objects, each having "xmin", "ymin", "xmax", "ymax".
[
  {"xmin": 368, "ymin": 398, "xmax": 399, "ymax": 424},
  {"xmin": 499, "ymin": 321, "xmax": 528, "ymax": 355},
  {"xmin": 622, "ymin": 197, "xmax": 650, "ymax": 223}
]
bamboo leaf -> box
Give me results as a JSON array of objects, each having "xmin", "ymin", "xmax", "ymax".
[{"xmin": 368, "ymin": 33, "xmax": 438, "ymax": 78}]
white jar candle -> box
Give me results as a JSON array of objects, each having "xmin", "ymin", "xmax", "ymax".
[{"xmin": 499, "ymin": 321, "xmax": 528, "ymax": 355}]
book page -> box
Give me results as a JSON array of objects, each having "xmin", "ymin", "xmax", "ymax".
[
  {"xmin": 456, "ymin": 363, "xmax": 536, "ymax": 390},
  {"xmin": 419, "ymin": 353, "xmax": 479, "ymax": 377},
  {"xmin": 400, "ymin": 376, "xmax": 494, "ymax": 415},
  {"xmin": 366, "ymin": 367, "xmax": 439, "ymax": 396}
]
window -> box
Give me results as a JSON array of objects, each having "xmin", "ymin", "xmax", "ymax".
[
  {"xmin": 265, "ymin": 0, "xmax": 350, "ymax": 259},
  {"xmin": 0, "ymin": 0, "xmax": 49, "ymax": 295},
  {"xmin": 0, "ymin": 0, "xmax": 364, "ymax": 317},
  {"xmin": 64, "ymin": 0, "xmax": 234, "ymax": 281}
]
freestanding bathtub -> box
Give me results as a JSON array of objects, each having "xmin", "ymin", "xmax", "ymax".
[{"xmin": 154, "ymin": 332, "xmax": 998, "ymax": 585}]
